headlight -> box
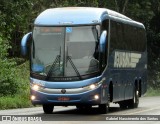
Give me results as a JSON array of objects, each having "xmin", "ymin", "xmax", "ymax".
[
  {"xmin": 32, "ymin": 84, "xmax": 41, "ymax": 91},
  {"xmin": 83, "ymin": 78, "xmax": 106, "ymax": 90},
  {"xmin": 31, "ymin": 81, "xmax": 45, "ymax": 91},
  {"xmin": 83, "ymin": 81, "xmax": 102, "ymax": 90}
]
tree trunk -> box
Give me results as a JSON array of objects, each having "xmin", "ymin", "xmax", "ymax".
[
  {"xmin": 122, "ymin": 0, "xmax": 129, "ymax": 14},
  {"xmin": 114, "ymin": 0, "xmax": 119, "ymax": 12},
  {"xmin": 114, "ymin": 0, "xmax": 129, "ymax": 14}
]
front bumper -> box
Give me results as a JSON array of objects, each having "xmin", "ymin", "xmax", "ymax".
[{"xmin": 31, "ymin": 86, "xmax": 102, "ymax": 106}]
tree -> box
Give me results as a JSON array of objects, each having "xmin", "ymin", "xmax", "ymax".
[
  {"xmin": 114, "ymin": 0, "xmax": 129, "ymax": 14},
  {"xmin": 0, "ymin": 34, "xmax": 18, "ymax": 96}
]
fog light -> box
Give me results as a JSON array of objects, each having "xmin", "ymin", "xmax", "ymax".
[
  {"xmin": 94, "ymin": 95, "xmax": 99, "ymax": 100},
  {"xmin": 31, "ymin": 95, "xmax": 36, "ymax": 100},
  {"xmin": 32, "ymin": 84, "xmax": 39, "ymax": 91}
]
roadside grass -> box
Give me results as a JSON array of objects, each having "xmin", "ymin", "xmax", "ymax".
[
  {"xmin": 146, "ymin": 87, "xmax": 160, "ymax": 96},
  {"xmin": 0, "ymin": 61, "xmax": 33, "ymax": 110},
  {"xmin": 0, "ymin": 94, "xmax": 32, "ymax": 110}
]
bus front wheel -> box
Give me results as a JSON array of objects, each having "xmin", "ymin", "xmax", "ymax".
[
  {"xmin": 98, "ymin": 103, "xmax": 109, "ymax": 114},
  {"xmin": 76, "ymin": 105, "xmax": 92, "ymax": 110},
  {"xmin": 43, "ymin": 104, "xmax": 54, "ymax": 114}
]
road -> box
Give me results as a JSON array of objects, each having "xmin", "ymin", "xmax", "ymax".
[{"xmin": 0, "ymin": 96, "xmax": 160, "ymax": 124}]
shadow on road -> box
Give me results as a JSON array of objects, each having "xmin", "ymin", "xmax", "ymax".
[
  {"xmin": 34, "ymin": 106, "xmax": 134, "ymax": 121},
  {"xmin": 52, "ymin": 107, "xmax": 122, "ymax": 115}
]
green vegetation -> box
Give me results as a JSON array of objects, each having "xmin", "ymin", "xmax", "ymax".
[
  {"xmin": 0, "ymin": 94, "xmax": 32, "ymax": 110},
  {"xmin": 146, "ymin": 88, "xmax": 160, "ymax": 96},
  {"xmin": 0, "ymin": 61, "xmax": 31, "ymax": 109},
  {"xmin": 0, "ymin": 34, "xmax": 18, "ymax": 96},
  {"xmin": 0, "ymin": 0, "xmax": 160, "ymax": 109}
]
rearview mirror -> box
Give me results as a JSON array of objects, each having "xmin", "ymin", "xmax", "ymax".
[
  {"xmin": 21, "ymin": 32, "xmax": 32, "ymax": 56},
  {"xmin": 99, "ymin": 30, "xmax": 107, "ymax": 53}
]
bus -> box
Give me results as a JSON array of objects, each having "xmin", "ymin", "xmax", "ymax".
[{"xmin": 21, "ymin": 7, "xmax": 147, "ymax": 114}]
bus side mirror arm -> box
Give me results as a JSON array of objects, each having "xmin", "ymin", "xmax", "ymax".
[
  {"xmin": 21, "ymin": 32, "xmax": 32, "ymax": 56},
  {"xmin": 99, "ymin": 30, "xmax": 107, "ymax": 53}
]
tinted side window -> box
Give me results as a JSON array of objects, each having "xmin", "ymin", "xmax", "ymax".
[
  {"xmin": 137, "ymin": 28, "xmax": 146, "ymax": 52},
  {"xmin": 110, "ymin": 21, "xmax": 125, "ymax": 51},
  {"xmin": 129, "ymin": 26, "xmax": 138, "ymax": 51},
  {"xmin": 110, "ymin": 21, "xmax": 118, "ymax": 52},
  {"xmin": 128, "ymin": 26, "xmax": 146, "ymax": 52},
  {"xmin": 110, "ymin": 20, "xmax": 146, "ymax": 52}
]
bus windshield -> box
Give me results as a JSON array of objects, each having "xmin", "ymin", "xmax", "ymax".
[{"xmin": 31, "ymin": 26, "xmax": 100, "ymax": 79}]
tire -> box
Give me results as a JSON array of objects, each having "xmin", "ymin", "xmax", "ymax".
[
  {"xmin": 43, "ymin": 104, "xmax": 54, "ymax": 114},
  {"xmin": 76, "ymin": 105, "xmax": 83, "ymax": 110},
  {"xmin": 76, "ymin": 105, "xmax": 92, "ymax": 110},
  {"xmin": 119, "ymin": 101, "xmax": 128, "ymax": 109},
  {"xmin": 128, "ymin": 88, "xmax": 139, "ymax": 108},
  {"xmin": 98, "ymin": 103, "xmax": 109, "ymax": 114}
]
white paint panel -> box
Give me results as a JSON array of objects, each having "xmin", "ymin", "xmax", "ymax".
[
  {"xmin": 131, "ymin": 58, "xmax": 139, "ymax": 63},
  {"xmin": 131, "ymin": 53, "xmax": 141, "ymax": 59},
  {"xmin": 114, "ymin": 51, "xmax": 142, "ymax": 68}
]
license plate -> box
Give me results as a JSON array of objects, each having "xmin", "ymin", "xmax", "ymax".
[{"xmin": 58, "ymin": 97, "xmax": 70, "ymax": 101}]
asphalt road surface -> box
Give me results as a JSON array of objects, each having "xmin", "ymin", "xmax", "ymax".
[{"xmin": 0, "ymin": 96, "xmax": 160, "ymax": 124}]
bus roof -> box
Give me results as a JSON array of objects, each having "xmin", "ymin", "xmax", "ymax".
[{"xmin": 34, "ymin": 7, "xmax": 144, "ymax": 28}]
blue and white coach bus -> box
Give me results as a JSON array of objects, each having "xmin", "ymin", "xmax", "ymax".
[{"xmin": 21, "ymin": 7, "xmax": 147, "ymax": 114}]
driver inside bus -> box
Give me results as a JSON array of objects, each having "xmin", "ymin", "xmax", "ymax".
[{"xmin": 82, "ymin": 49, "xmax": 99, "ymax": 73}]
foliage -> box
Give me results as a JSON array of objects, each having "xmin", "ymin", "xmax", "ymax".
[
  {"xmin": 0, "ymin": 0, "xmax": 34, "ymax": 56},
  {"xmin": 0, "ymin": 34, "xmax": 18, "ymax": 96},
  {"xmin": 146, "ymin": 87, "xmax": 160, "ymax": 96},
  {"xmin": 0, "ymin": 61, "xmax": 30, "ymax": 109}
]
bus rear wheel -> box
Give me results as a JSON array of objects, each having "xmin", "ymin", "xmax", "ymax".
[
  {"xmin": 119, "ymin": 87, "xmax": 139, "ymax": 109},
  {"xmin": 119, "ymin": 101, "xmax": 128, "ymax": 109},
  {"xmin": 43, "ymin": 104, "xmax": 54, "ymax": 114},
  {"xmin": 128, "ymin": 88, "xmax": 139, "ymax": 108}
]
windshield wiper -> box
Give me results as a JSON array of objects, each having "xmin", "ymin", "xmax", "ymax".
[
  {"xmin": 46, "ymin": 47, "xmax": 61, "ymax": 80},
  {"xmin": 67, "ymin": 56, "xmax": 82, "ymax": 80},
  {"xmin": 46, "ymin": 55, "xmax": 61, "ymax": 80}
]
